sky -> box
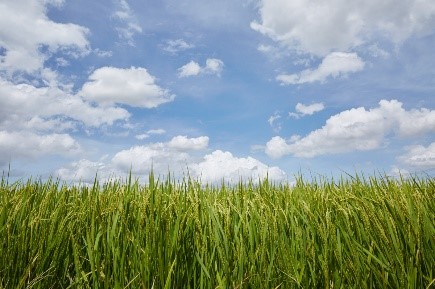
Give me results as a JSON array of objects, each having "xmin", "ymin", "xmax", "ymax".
[{"xmin": 0, "ymin": 0, "xmax": 434, "ymax": 184}]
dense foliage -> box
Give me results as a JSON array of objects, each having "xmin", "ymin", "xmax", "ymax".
[{"xmin": 0, "ymin": 173, "xmax": 434, "ymax": 288}]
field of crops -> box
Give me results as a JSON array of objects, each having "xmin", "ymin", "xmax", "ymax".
[{"xmin": 0, "ymin": 172, "xmax": 434, "ymax": 289}]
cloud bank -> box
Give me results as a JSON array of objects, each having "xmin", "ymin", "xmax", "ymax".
[
  {"xmin": 266, "ymin": 100, "xmax": 435, "ymax": 158},
  {"xmin": 57, "ymin": 136, "xmax": 286, "ymax": 184},
  {"xmin": 253, "ymin": 0, "xmax": 435, "ymax": 84},
  {"xmin": 251, "ymin": 0, "xmax": 435, "ymax": 56}
]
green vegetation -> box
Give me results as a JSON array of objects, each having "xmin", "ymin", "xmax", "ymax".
[{"xmin": 0, "ymin": 172, "xmax": 434, "ymax": 289}]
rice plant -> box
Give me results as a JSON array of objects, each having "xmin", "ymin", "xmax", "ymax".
[{"xmin": 0, "ymin": 172, "xmax": 434, "ymax": 288}]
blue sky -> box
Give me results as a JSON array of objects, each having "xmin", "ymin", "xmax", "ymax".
[{"xmin": 1, "ymin": 0, "xmax": 434, "ymax": 183}]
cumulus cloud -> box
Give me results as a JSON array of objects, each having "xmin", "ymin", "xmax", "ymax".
[
  {"xmin": 395, "ymin": 107, "xmax": 435, "ymax": 137},
  {"xmin": 295, "ymin": 102, "xmax": 325, "ymax": 116},
  {"xmin": 178, "ymin": 61, "xmax": 202, "ymax": 77},
  {"xmin": 168, "ymin": 136, "xmax": 209, "ymax": 151},
  {"xmin": 56, "ymin": 159, "xmax": 112, "ymax": 184},
  {"xmin": 0, "ymin": 78, "xmax": 130, "ymax": 130},
  {"xmin": 0, "ymin": 73, "xmax": 131, "ymax": 166},
  {"xmin": 389, "ymin": 166, "xmax": 411, "ymax": 178},
  {"xmin": 266, "ymin": 100, "xmax": 435, "ymax": 158},
  {"xmin": 0, "ymin": 130, "xmax": 80, "ymax": 165},
  {"xmin": 58, "ymin": 136, "xmax": 286, "ymax": 184},
  {"xmin": 277, "ymin": 52, "xmax": 365, "ymax": 85},
  {"xmin": 289, "ymin": 102, "xmax": 325, "ymax": 119},
  {"xmin": 111, "ymin": 135, "xmax": 208, "ymax": 174},
  {"xmin": 111, "ymin": 139, "xmax": 286, "ymax": 183},
  {"xmin": 112, "ymin": 0, "xmax": 142, "ymax": 46},
  {"xmin": 398, "ymin": 143, "xmax": 435, "ymax": 169},
  {"xmin": 0, "ymin": 0, "xmax": 89, "ymax": 73},
  {"xmin": 251, "ymin": 0, "xmax": 435, "ymax": 56},
  {"xmin": 265, "ymin": 136, "xmax": 294, "ymax": 159},
  {"xmin": 162, "ymin": 39, "xmax": 194, "ymax": 54},
  {"xmin": 111, "ymin": 144, "xmax": 190, "ymax": 174},
  {"xmin": 178, "ymin": 58, "xmax": 224, "ymax": 78},
  {"xmin": 191, "ymin": 150, "xmax": 287, "ymax": 183},
  {"xmin": 81, "ymin": 66, "xmax": 175, "ymax": 108},
  {"xmin": 204, "ymin": 58, "xmax": 224, "ymax": 75}
]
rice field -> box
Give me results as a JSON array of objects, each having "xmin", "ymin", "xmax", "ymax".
[{"xmin": 0, "ymin": 172, "xmax": 434, "ymax": 288}]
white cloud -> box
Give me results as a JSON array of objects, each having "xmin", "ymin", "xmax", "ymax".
[
  {"xmin": 136, "ymin": 129, "xmax": 166, "ymax": 140},
  {"xmin": 204, "ymin": 58, "xmax": 224, "ymax": 76},
  {"xmin": 65, "ymin": 149, "xmax": 287, "ymax": 184},
  {"xmin": 289, "ymin": 102, "xmax": 325, "ymax": 119},
  {"xmin": 147, "ymin": 129, "xmax": 166, "ymax": 135},
  {"xmin": 395, "ymin": 107, "xmax": 435, "ymax": 137},
  {"xmin": 178, "ymin": 61, "xmax": 202, "ymax": 77},
  {"xmin": 168, "ymin": 136, "xmax": 209, "ymax": 151},
  {"xmin": 257, "ymin": 43, "xmax": 293, "ymax": 60},
  {"xmin": 389, "ymin": 166, "xmax": 411, "ymax": 178},
  {"xmin": 251, "ymin": 0, "xmax": 435, "ymax": 56},
  {"xmin": 265, "ymin": 136, "xmax": 292, "ymax": 159},
  {"xmin": 111, "ymin": 135, "xmax": 209, "ymax": 174},
  {"xmin": 113, "ymin": 0, "xmax": 142, "ymax": 46},
  {"xmin": 368, "ymin": 44, "xmax": 390, "ymax": 58},
  {"xmin": 0, "ymin": 0, "xmax": 89, "ymax": 73},
  {"xmin": 111, "ymin": 143, "xmax": 191, "ymax": 174},
  {"xmin": 0, "ymin": 78, "xmax": 130, "ymax": 130},
  {"xmin": 0, "ymin": 130, "xmax": 80, "ymax": 165},
  {"xmin": 56, "ymin": 159, "xmax": 114, "ymax": 184},
  {"xmin": 296, "ymin": 102, "xmax": 325, "ymax": 115},
  {"xmin": 250, "ymin": 144, "xmax": 265, "ymax": 152},
  {"xmin": 191, "ymin": 150, "xmax": 287, "ymax": 183},
  {"xmin": 178, "ymin": 58, "xmax": 224, "ymax": 78},
  {"xmin": 55, "ymin": 57, "xmax": 69, "ymax": 67},
  {"xmin": 135, "ymin": 135, "xmax": 148, "ymax": 140},
  {"xmin": 81, "ymin": 66, "xmax": 175, "ymax": 108},
  {"xmin": 22, "ymin": 116, "xmax": 76, "ymax": 132},
  {"xmin": 266, "ymin": 100, "xmax": 435, "ymax": 158},
  {"xmin": 58, "ymin": 137, "xmax": 286, "ymax": 184},
  {"xmin": 258, "ymin": 44, "xmax": 273, "ymax": 53},
  {"xmin": 94, "ymin": 49, "xmax": 113, "ymax": 58},
  {"xmin": 277, "ymin": 52, "xmax": 365, "ymax": 85},
  {"xmin": 268, "ymin": 112, "xmax": 282, "ymax": 132},
  {"xmin": 162, "ymin": 39, "xmax": 194, "ymax": 54},
  {"xmin": 398, "ymin": 143, "xmax": 435, "ymax": 169}
]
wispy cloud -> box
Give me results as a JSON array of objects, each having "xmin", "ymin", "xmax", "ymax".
[
  {"xmin": 268, "ymin": 112, "xmax": 282, "ymax": 132},
  {"xmin": 112, "ymin": 0, "xmax": 142, "ymax": 46},
  {"xmin": 162, "ymin": 39, "xmax": 194, "ymax": 54},
  {"xmin": 136, "ymin": 129, "xmax": 166, "ymax": 140},
  {"xmin": 277, "ymin": 52, "xmax": 365, "ymax": 85}
]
